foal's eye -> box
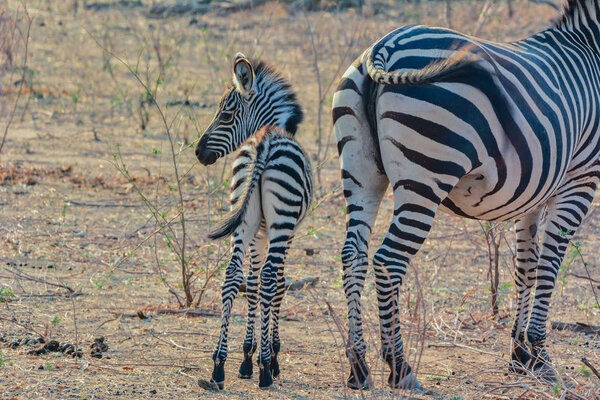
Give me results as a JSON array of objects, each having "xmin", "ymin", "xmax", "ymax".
[{"xmin": 220, "ymin": 111, "xmax": 234, "ymax": 122}]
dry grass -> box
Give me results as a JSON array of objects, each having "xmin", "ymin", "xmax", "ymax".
[{"xmin": 1, "ymin": 1, "xmax": 599, "ymax": 399}]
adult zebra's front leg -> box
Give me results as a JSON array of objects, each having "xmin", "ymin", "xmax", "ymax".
[
  {"xmin": 526, "ymin": 177, "xmax": 597, "ymax": 381},
  {"xmin": 239, "ymin": 230, "xmax": 268, "ymax": 380}
]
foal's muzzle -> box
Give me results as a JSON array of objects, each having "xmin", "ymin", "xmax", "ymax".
[{"xmin": 195, "ymin": 135, "xmax": 218, "ymax": 166}]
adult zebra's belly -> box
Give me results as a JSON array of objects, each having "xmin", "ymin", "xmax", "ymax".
[{"xmin": 437, "ymin": 169, "xmax": 555, "ymax": 222}]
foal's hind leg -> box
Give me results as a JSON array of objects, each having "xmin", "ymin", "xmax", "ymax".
[
  {"xmin": 270, "ymin": 235, "xmax": 292, "ymax": 380},
  {"xmin": 239, "ymin": 228, "xmax": 267, "ymax": 379},
  {"xmin": 210, "ymin": 198, "xmax": 262, "ymax": 389}
]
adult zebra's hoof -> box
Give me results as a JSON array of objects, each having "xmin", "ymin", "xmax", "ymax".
[
  {"xmin": 532, "ymin": 351, "xmax": 557, "ymax": 382},
  {"xmin": 388, "ymin": 362, "xmax": 421, "ymax": 390},
  {"xmin": 346, "ymin": 359, "xmax": 370, "ymax": 390},
  {"xmin": 508, "ymin": 362, "xmax": 529, "ymax": 376},
  {"xmin": 238, "ymin": 352, "xmax": 253, "ymax": 379},
  {"xmin": 509, "ymin": 342, "xmax": 532, "ymax": 375},
  {"xmin": 389, "ymin": 371, "xmax": 421, "ymax": 390},
  {"xmin": 258, "ymin": 362, "xmax": 273, "ymax": 389}
]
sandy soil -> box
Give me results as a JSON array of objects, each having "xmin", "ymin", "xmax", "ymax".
[{"xmin": 1, "ymin": 1, "xmax": 599, "ymax": 399}]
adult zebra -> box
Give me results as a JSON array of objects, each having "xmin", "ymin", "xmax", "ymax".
[{"xmin": 333, "ymin": 0, "xmax": 600, "ymax": 390}]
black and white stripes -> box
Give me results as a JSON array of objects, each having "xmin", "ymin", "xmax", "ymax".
[
  {"xmin": 333, "ymin": 0, "xmax": 600, "ymax": 389},
  {"xmin": 196, "ymin": 55, "xmax": 313, "ymax": 389}
]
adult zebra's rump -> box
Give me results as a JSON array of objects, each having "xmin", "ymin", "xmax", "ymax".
[{"xmin": 333, "ymin": 0, "xmax": 600, "ymax": 390}]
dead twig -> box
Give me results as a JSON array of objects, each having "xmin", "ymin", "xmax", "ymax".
[
  {"xmin": 4, "ymin": 267, "xmax": 75, "ymax": 294},
  {"xmin": 0, "ymin": 2, "xmax": 32, "ymax": 156},
  {"xmin": 0, "ymin": 315, "xmax": 44, "ymax": 338},
  {"xmin": 581, "ymin": 357, "xmax": 600, "ymax": 382},
  {"xmin": 551, "ymin": 321, "xmax": 600, "ymax": 335},
  {"xmin": 66, "ymin": 200, "xmax": 142, "ymax": 208}
]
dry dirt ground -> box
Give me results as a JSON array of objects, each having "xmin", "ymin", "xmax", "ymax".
[{"xmin": 1, "ymin": 1, "xmax": 600, "ymax": 399}]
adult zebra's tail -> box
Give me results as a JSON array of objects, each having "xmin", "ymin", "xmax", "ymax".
[
  {"xmin": 208, "ymin": 145, "xmax": 264, "ymax": 240},
  {"xmin": 365, "ymin": 42, "xmax": 479, "ymax": 85}
]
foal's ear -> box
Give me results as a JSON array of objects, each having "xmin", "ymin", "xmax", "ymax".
[{"xmin": 232, "ymin": 53, "xmax": 255, "ymax": 98}]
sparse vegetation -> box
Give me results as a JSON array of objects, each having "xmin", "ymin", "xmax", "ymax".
[{"xmin": 0, "ymin": 1, "xmax": 599, "ymax": 399}]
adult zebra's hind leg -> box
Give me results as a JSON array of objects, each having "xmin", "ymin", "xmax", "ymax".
[
  {"xmin": 373, "ymin": 126, "xmax": 464, "ymax": 388},
  {"xmin": 526, "ymin": 178, "xmax": 597, "ymax": 381},
  {"xmin": 372, "ymin": 184, "xmax": 444, "ymax": 390},
  {"xmin": 239, "ymin": 228, "xmax": 267, "ymax": 380},
  {"xmin": 334, "ymin": 58, "xmax": 390, "ymax": 390},
  {"xmin": 509, "ymin": 211, "xmax": 542, "ymax": 374}
]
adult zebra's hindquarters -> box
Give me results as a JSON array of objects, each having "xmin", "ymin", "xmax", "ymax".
[
  {"xmin": 334, "ymin": 0, "xmax": 600, "ymax": 390},
  {"xmin": 196, "ymin": 55, "xmax": 313, "ymax": 390}
]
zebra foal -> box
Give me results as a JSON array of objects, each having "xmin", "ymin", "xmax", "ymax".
[
  {"xmin": 196, "ymin": 54, "xmax": 313, "ymax": 389},
  {"xmin": 334, "ymin": 0, "xmax": 600, "ymax": 390}
]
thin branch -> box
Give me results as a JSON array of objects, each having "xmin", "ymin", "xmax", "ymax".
[
  {"xmin": 0, "ymin": 2, "xmax": 32, "ymax": 156},
  {"xmin": 581, "ymin": 357, "xmax": 600, "ymax": 382},
  {"xmin": 4, "ymin": 267, "xmax": 75, "ymax": 294}
]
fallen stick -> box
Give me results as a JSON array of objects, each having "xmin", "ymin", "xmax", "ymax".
[
  {"xmin": 66, "ymin": 200, "xmax": 141, "ymax": 208},
  {"xmin": 4, "ymin": 267, "xmax": 75, "ymax": 294},
  {"xmin": 0, "ymin": 316, "xmax": 45, "ymax": 338},
  {"xmin": 19, "ymin": 291, "xmax": 83, "ymax": 298},
  {"xmin": 155, "ymin": 308, "xmax": 236, "ymax": 318},
  {"xmin": 581, "ymin": 357, "xmax": 600, "ymax": 382},
  {"xmin": 551, "ymin": 321, "xmax": 600, "ymax": 335}
]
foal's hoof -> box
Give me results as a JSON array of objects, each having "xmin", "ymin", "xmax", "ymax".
[
  {"xmin": 211, "ymin": 359, "xmax": 225, "ymax": 389},
  {"xmin": 238, "ymin": 354, "xmax": 253, "ymax": 379},
  {"xmin": 197, "ymin": 378, "xmax": 221, "ymax": 391},
  {"xmin": 258, "ymin": 362, "xmax": 273, "ymax": 389},
  {"xmin": 347, "ymin": 359, "xmax": 370, "ymax": 390},
  {"xmin": 271, "ymin": 357, "xmax": 280, "ymax": 379}
]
